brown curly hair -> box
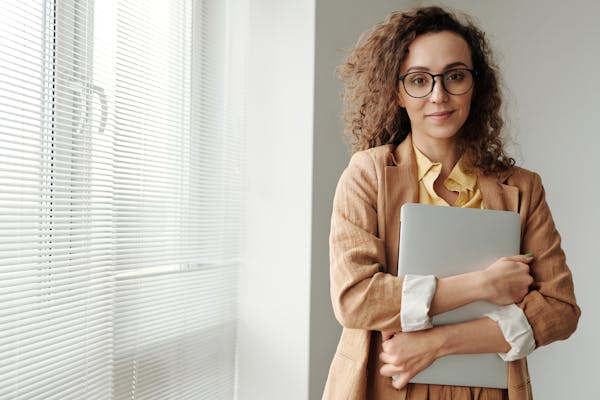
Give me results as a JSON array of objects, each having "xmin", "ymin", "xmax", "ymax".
[{"xmin": 339, "ymin": 6, "xmax": 514, "ymax": 174}]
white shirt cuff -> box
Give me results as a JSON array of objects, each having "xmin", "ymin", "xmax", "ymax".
[
  {"xmin": 485, "ymin": 304, "xmax": 536, "ymax": 361},
  {"xmin": 400, "ymin": 274, "xmax": 437, "ymax": 332}
]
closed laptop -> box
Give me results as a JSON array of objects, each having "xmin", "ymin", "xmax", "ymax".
[{"xmin": 397, "ymin": 203, "xmax": 521, "ymax": 388}]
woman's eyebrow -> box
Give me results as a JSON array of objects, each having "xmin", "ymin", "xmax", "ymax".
[
  {"xmin": 445, "ymin": 61, "xmax": 470, "ymax": 69},
  {"xmin": 405, "ymin": 61, "xmax": 470, "ymax": 73}
]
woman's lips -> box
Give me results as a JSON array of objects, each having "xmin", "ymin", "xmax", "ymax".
[{"xmin": 426, "ymin": 110, "xmax": 454, "ymax": 120}]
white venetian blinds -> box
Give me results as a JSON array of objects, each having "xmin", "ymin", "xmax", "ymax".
[
  {"xmin": 0, "ymin": 1, "xmax": 114, "ymax": 398},
  {"xmin": 0, "ymin": 0, "xmax": 243, "ymax": 399}
]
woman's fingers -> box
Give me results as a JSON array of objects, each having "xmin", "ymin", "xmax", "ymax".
[
  {"xmin": 484, "ymin": 254, "xmax": 535, "ymax": 304},
  {"xmin": 379, "ymin": 359, "xmax": 404, "ymax": 375},
  {"xmin": 381, "ymin": 330, "xmax": 396, "ymax": 341},
  {"xmin": 379, "ymin": 330, "xmax": 443, "ymax": 390},
  {"xmin": 502, "ymin": 254, "xmax": 534, "ymax": 263},
  {"xmin": 391, "ymin": 373, "xmax": 411, "ymax": 390},
  {"xmin": 379, "ymin": 349, "xmax": 399, "ymax": 365},
  {"xmin": 379, "ymin": 363, "xmax": 411, "ymax": 389}
]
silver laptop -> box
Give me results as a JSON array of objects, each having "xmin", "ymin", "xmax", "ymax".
[{"xmin": 397, "ymin": 203, "xmax": 521, "ymax": 388}]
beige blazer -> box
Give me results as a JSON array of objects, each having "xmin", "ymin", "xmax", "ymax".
[{"xmin": 324, "ymin": 136, "xmax": 580, "ymax": 400}]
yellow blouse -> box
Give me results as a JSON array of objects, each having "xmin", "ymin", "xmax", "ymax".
[{"xmin": 413, "ymin": 142, "xmax": 483, "ymax": 209}]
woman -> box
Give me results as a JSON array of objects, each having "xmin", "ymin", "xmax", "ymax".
[{"xmin": 325, "ymin": 6, "xmax": 580, "ymax": 400}]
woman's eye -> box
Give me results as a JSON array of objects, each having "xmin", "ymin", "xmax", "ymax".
[
  {"xmin": 446, "ymin": 71, "xmax": 465, "ymax": 81},
  {"xmin": 410, "ymin": 75, "xmax": 428, "ymax": 86}
]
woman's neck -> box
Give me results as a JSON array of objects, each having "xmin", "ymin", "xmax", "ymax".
[{"xmin": 411, "ymin": 134, "xmax": 460, "ymax": 177}]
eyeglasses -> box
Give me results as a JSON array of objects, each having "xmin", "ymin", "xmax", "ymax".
[{"xmin": 398, "ymin": 68, "xmax": 476, "ymax": 98}]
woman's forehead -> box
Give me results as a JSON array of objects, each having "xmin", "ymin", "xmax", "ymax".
[{"xmin": 401, "ymin": 31, "xmax": 472, "ymax": 71}]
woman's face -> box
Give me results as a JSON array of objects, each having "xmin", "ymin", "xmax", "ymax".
[{"xmin": 397, "ymin": 31, "xmax": 474, "ymax": 145}]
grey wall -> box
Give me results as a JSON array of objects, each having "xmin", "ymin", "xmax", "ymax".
[{"xmin": 309, "ymin": 0, "xmax": 599, "ymax": 399}]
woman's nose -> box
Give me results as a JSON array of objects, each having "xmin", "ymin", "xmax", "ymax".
[{"xmin": 429, "ymin": 77, "xmax": 448, "ymax": 103}]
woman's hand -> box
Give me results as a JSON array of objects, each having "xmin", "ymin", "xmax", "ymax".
[
  {"xmin": 482, "ymin": 254, "xmax": 534, "ymax": 305},
  {"xmin": 379, "ymin": 329, "xmax": 445, "ymax": 390}
]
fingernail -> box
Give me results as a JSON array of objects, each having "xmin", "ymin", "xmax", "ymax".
[{"xmin": 524, "ymin": 252, "xmax": 534, "ymax": 258}]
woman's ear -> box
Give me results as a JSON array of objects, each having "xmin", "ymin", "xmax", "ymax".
[{"xmin": 397, "ymin": 86, "xmax": 405, "ymax": 108}]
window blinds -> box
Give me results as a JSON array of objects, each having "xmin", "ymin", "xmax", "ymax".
[
  {"xmin": 0, "ymin": 0, "xmax": 243, "ymax": 398},
  {"xmin": 0, "ymin": 1, "xmax": 114, "ymax": 398}
]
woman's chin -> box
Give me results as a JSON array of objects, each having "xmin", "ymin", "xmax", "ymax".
[{"xmin": 413, "ymin": 128, "xmax": 460, "ymax": 143}]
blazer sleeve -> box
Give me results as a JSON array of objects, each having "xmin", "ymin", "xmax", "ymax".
[
  {"xmin": 518, "ymin": 172, "xmax": 581, "ymax": 347},
  {"xmin": 329, "ymin": 151, "xmax": 404, "ymax": 332}
]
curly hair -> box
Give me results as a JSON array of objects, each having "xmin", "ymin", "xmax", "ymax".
[{"xmin": 339, "ymin": 6, "xmax": 514, "ymax": 174}]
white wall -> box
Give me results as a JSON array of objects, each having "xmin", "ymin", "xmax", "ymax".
[{"xmin": 237, "ymin": 0, "xmax": 315, "ymax": 399}]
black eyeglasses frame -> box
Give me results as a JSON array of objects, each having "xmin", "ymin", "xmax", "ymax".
[{"xmin": 398, "ymin": 68, "xmax": 477, "ymax": 98}]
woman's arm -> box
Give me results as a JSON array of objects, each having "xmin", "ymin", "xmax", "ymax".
[
  {"xmin": 513, "ymin": 171, "xmax": 580, "ymax": 346},
  {"xmin": 330, "ymin": 151, "xmax": 404, "ymax": 331},
  {"xmin": 398, "ymin": 255, "xmax": 533, "ymax": 331},
  {"xmin": 430, "ymin": 254, "xmax": 534, "ymax": 316},
  {"xmin": 379, "ymin": 317, "xmax": 510, "ymax": 390}
]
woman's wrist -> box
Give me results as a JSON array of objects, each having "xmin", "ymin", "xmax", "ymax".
[
  {"xmin": 472, "ymin": 269, "xmax": 492, "ymax": 302},
  {"xmin": 432, "ymin": 324, "xmax": 454, "ymax": 358},
  {"xmin": 430, "ymin": 270, "xmax": 489, "ymax": 316},
  {"xmin": 433, "ymin": 318, "xmax": 511, "ymax": 357}
]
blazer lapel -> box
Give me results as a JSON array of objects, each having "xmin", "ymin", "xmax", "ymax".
[
  {"xmin": 477, "ymin": 171, "xmax": 519, "ymax": 213},
  {"xmin": 383, "ymin": 137, "xmax": 418, "ymax": 275}
]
